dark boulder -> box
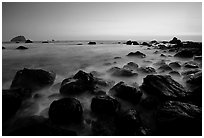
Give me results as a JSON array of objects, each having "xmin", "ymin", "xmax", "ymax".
[
  {"xmin": 123, "ymin": 62, "xmax": 139, "ymax": 71},
  {"xmin": 140, "ymin": 75, "xmax": 186, "ymax": 100},
  {"xmin": 132, "ymin": 41, "xmax": 139, "ymax": 45},
  {"xmin": 157, "ymin": 44, "xmax": 167, "ymax": 50},
  {"xmin": 141, "ymin": 42, "xmax": 150, "ymax": 46},
  {"xmin": 110, "ymin": 81, "xmax": 142, "ymax": 104},
  {"xmin": 169, "ymin": 62, "xmax": 181, "ymax": 69},
  {"xmin": 88, "ymin": 41, "xmax": 96, "ymax": 45},
  {"xmin": 16, "ymin": 46, "xmax": 28, "ymax": 50},
  {"xmin": 25, "ymin": 39, "xmax": 33, "ymax": 43},
  {"xmin": 10, "ymin": 68, "xmax": 56, "ymax": 91},
  {"xmin": 49, "ymin": 97, "xmax": 83, "ymax": 124},
  {"xmin": 183, "ymin": 61, "xmax": 199, "ymax": 68},
  {"xmin": 174, "ymin": 49, "xmax": 194, "ymax": 58},
  {"xmin": 169, "ymin": 37, "xmax": 181, "ymax": 44},
  {"xmin": 107, "ymin": 67, "xmax": 138, "ymax": 77},
  {"xmin": 160, "ymin": 54, "xmax": 166, "ymax": 57},
  {"xmin": 3, "ymin": 46, "xmax": 5, "ymax": 49},
  {"xmin": 137, "ymin": 66, "xmax": 156, "ymax": 74},
  {"xmin": 60, "ymin": 70, "xmax": 95, "ymax": 95},
  {"xmin": 126, "ymin": 40, "xmax": 132, "ymax": 45},
  {"xmin": 11, "ymin": 36, "xmax": 26, "ymax": 42},
  {"xmin": 140, "ymin": 96, "xmax": 160, "ymax": 109},
  {"xmin": 4, "ymin": 116, "xmax": 77, "ymax": 136},
  {"xmin": 91, "ymin": 95, "xmax": 120, "ymax": 114},
  {"xmin": 156, "ymin": 101, "xmax": 201, "ymax": 135},
  {"xmin": 127, "ymin": 51, "xmax": 146, "ymax": 58}
]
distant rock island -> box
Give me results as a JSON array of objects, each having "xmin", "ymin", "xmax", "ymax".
[{"xmin": 11, "ymin": 36, "xmax": 26, "ymax": 43}]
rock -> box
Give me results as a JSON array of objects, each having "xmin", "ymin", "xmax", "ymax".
[
  {"xmin": 157, "ymin": 44, "xmax": 167, "ymax": 50},
  {"xmin": 110, "ymin": 82, "xmax": 142, "ymax": 104},
  {"xmin": 153, "ymin": 50, "xmax": 159, "ymax": 54},
  {"xmin": 156, "ymin": 101, "xmax": 201, "ymax": 135},
  {"xmin": 16, "ymin": 46, "xmax": 28, "ymax": 50},
  {"xmin": 126, "ymin": 40, "xmax": 132, "ymax": 45},
  {"xmin": 107, "ymin": 67, "xmax": 138, "ymax": 77},
  {"xmin": 3, "ymin": 46, "xmax": 5, "ymax": 49},
  {"xmin": 140, "ymin": 96, "xmax": 160, "ymax": 109},
  {"xmin": 140, "ymin": 75, "xmax": 186, "ymax": 100},
  {"xmin": 137, "ymin": 66, "xmax": 156, "ymax": 74},
  {"xmin": 150, "ymin": 40, "xmax": 158, "ymax": 44},
  {"xmin": 91, "ymin": 95, "xmax": 120, "ymax": 114},
  {"xmin": 153, "ymin": 60, "xmax": 166, "ymax": 66},
  {"xmin": 123, "ymin": 62, "xmax": 139, "ymax": 71},
  {"xmin": 185, "ymin": 71, "xmax": 201, "ymax": 85},
  {"xmin": 4, "ymin": 116, "xmax": 77, "ymax": 136},
  {"xmin": 25, "ymin": 39, "xmax": 33, "ymax": 43},
  {"xmin": 174, "ymin": 49, "xmax": 194, "ymax": 58},
  {"xmin": 169, "ymin": 37, "xmax": 181, "ymax": 44},
  {"xmin": 49, "ymin": 97, "xmax": 83, "ymax": 124},
  {"xmin": 127, "ymin": 51, "xmax": 146, "ymax": 58},
  {"xmin": 183, "ymin": 61, "xmax": 199, "ymax": 68},
  {"xmin": 158, "ymin": 64, "xmax": 172, "ymax": 72},
  {"xmin": 2, "ymin": 89, "xmax": 22, "ymax": 121},
  {"xmin": 88, "ymin": 41, "xmax": 96, "ymax": 45},
  {"xmin": 114, "ymin": 56, "xmax": 121, "ymax": 59},
  {"xmin": 132, "ymin": 41, "xmax": 139, "ymax": 45},
  {"xmin": 11, "ymin": 36, "xmax": 26, "ymax": 42},
  {"xmin": 193, "ymin": 56, "xmax": 202, "ymax": 61},
  {"xmin": 60, "ymin": 70, "xmax": 94, "ymax": 95},
  {"xmin": 169, "ymin": 70, "xmax": 180, "ymax": 76},
  {"xmin": 141, "ymin": 42, "xmax": 150, "ymax": 46},
  {"xmin": 160, "ymin": 54, "xmax": 166, "ymax": 57},
  {"xmin": 10, "ymin": 68, "xmax": 56, "ymax": 91},
  {"xmin": 42, "ymin": 41, "xmax": 49, "ymax": 43},
  {"xmin": 169, "ymin": 62, "xmax": 181, "ymax": 69}
]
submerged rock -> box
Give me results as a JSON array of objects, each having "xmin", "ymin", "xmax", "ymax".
[
  {"xmin": 10, "ymin": 68, "xmax": 56, "ymax": 91},
  {"xmin": 123, "ymin": 62, "xmax": 139, "ymax": 71},
  {"xmin": 141, "ymin": 75, "xmax": 186, "ymax": 100},
  {"xmin": 156, "ymin": 101, "xmax": 201, "ymax": 135},
  {"xmin": 49, "ymin": 97, "xmax": 83, "ymax": 124},
  {"xmin": 127, "ymin": 51, "xmax": 146, "ymax": 58},
  {"xmin": 11, "ymin": 36, "xmax": 26, "ymax": 42},
  {"xmin": 110, "ymin": 81, "xmax": 142, "ymax": 104},
  {"xmin": 107, "ymin": 67, "xmax": 138, "ymax": 77},
  {"xmin": 91, "ymin": 95, "xmax": 120, "ymax": 114},
  {"xmin": 16, "ymin": 46, "xmax": 28, "ymax": 50}
]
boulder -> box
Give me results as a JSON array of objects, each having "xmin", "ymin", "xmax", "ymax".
[
  {"xmin": 49, "ymin": 97, "xmax": 83, "ymax": 124},
  {"xmin": 169, "ymin": 70, "xmax": 180, "ymax": 76},
  {"xmin": 110, "ymin": 82, "xmax": 142, "ymax": 104},
  {"xmin": 25, "ymin": 39, "xmax": 33, "ymax": 43},
  {"xmin": 137, "ymin": 66, "xmax": 156, "ymax": 74},
  {"xmin": 132, "ymin": 41, "xmax": 139, "ymax": 45},
  {"xmin": 183, "ymin": 61, "xmax": 199, "ymax": 68},
  {"xmin": 60, "ymin": 70, "xmax": 94, "ymax": 95},
  {"xmin": 16, "ymin": 46, "xmax": 28, "ymax": 50},
  {"xmin": 169, "ymin": 62, "xmax": 181, "ymax": 69},
  {"xmin": 181, "ymin": 69, "xmax": 201, "ymax": 76},
  {"xmin": 158, "ymin": 64, "xmax": 172, "ymax": 72},
  {"xmin": 11, "ymin": 36, "xmax": 26, "ymax": 42},
  {"xmin": 127, "ymin": 51, "xmax": 146, "ymax": 58},
  {"xmin": 126, "ymin": 40, "xmax": 132, "ymax": 45},
  {"xmin": 174, "ymin": 49, "xmax": 194, "ymax": 58},
  {"xmin": 91, "ymin": 95, "xmax": 120, "ymax": 114},
  {"xmin": 160, "ymin": 54, "xmax": 166, "ymax": 57},
  {"xmin": 88, "ymin": 41, "xmax": 96, "ymax": 45},
  {"xmin": 193, "ymin": 56, "xmax": 202, "ymax": 61},
  {"xmin": 107, "ymin": 67, "xmax": 138, "ymax": 77},
  {"xmin": 141, "ymin": 42, "xmax": 150, "ymax": 46},
  {"xmin": 10, "ymin": 68, "xmax": 55, "ymax": 91},
  {"xmin": 3, "ymin": 46, "xmax": 5, "ymax": 49},
  {"xmin": 169, "ymin": 37, "xmax": 181, "ymax": 44},
  {"xmin": 4, "ymin": 116, "xmax": 77, "ymax": 136},
  {"xmin": 153, "ymin": 60, "xmax": 166, "ymax": 66},
  {"xmin": 185, "ymin": 71, "xmax": 201, "ymax": 85},
  {"xmin": 140, "ymin": 96, "xmax": 160, "ymax": 109},
  {"xmin": 123, "ymin": 62, "xmax": 139, "ymax": 71},
  {"xmin": 140, "ymin": 75, "xmax": 186, "ymax": 100},
  {"xmin": 156, "ymin": 101, "xmax": 201, "ymax": 135}
]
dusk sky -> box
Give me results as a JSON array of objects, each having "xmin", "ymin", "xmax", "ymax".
[{"xmin": 2, "ymin": 2, "xmax": 202, "ymax": 41}]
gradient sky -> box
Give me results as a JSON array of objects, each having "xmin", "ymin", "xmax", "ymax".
[{"xmin": 2, "ymin": 2, "xmax": 202, "ymax": 41}]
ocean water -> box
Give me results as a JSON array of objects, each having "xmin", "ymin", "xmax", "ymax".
[{"xmin": 2, "ymin": 42, "xmax": 200, "ymax": 135}]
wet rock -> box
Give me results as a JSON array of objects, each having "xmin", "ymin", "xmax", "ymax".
[
  {"xmin": 88, "ymin": 41, "xmax": 96, "ymax": 45},
  {"xmin": 150, "ymin": 40, "xmax": 158, "ymax": 44},
  {"xmin": 110, "ymin": 81, "xmax": 142, "ymax": 104},
  {"xmin": 158, "ymin": 64, "xmax": 172, "ymax": 72},
  {"xmin": 127, "ymin": 51, "xmax": 146, "ymax": 58},
  {"xmin": 181, "ymin": 68, "xmax": 201, "ymax": 76},
  {"xmin": 132, "ymin": 41, "xmax": 139, "ymax": 45},
  {"xmin": 49, "ymin": 97, "xmax": 83, "ymax": 124},
  {"xmin": 137, "ymin": 66, "xmax": 156, "ymax": 74},
  {"xmin": 2, "ymin": 89, "xmax": 22, "ymax": 121},
  {"xmin": 123, "ymin": 62, "xmax": 139, "ymax": 71},
  {"xmin": 4, "ymin": 116, "xmax": 77, "ymax": 136},
  {"xmin": 169, "ymin": 37, "xmax": 181, "ymax": 44},
  {"xmin": 153, "ymin": 50, "xmax": 159, "ymax": 54},
  {"xmin": 169, "ymin": 62, "xmax": 181, "ymax": 69},
  {"xmin": 140, "ymin": 96, "xmax": 160, "ymax": 109},
  {"xmin": 25, "ymin": 39, "xmax": 33, "ymax": 43},
  {"xmin": 11, "ymin": 36, "xmax": 26, "ymax": 42},
  {"xmin": 183, "ymin": 61, "xmax": 199, "ymax": 68},
  {"xmin": 156, "ymin": 101, "xmax": 201, "ymax": 135},
  {"xmin": 185, "ymin": 71, "xmax": 201, "ymax": 85},
  {"xmin": 193, "ymin": 56, "xmax": 202, "ymax": 61},
  {"xmin": 10, "ymin": 68, "xmax": 56, "ymax": 91},
  {"xmin": 169, "ymin": 70, "xmax": 180, "ymax": 76},
  {"xmin": 141, "ymin": 75, "xmax": 186, "ymax": 100},
  {"xmin": 91, "ymin": 95, "xmax": 120, "ymax": 114},
  {"xmin": 60, "ymin": 70, "xmax": 94, "ymax": 95},
  {"xmin": 153, "ymin": 60, "xmax": 166, "ymax": 66},
  {"xmin": 126, "ymin": 40, "xmax": 132, "ymax": 45},
  {"xmin": 141, "ymin": 42, "xmax": 150, "ymax": 46},
  {"xmin": 157, "ymin": 44, "xmax": 167, "ymax": 50},
  {"xmin": 160, "ymin": 54, "xmax": 166, "ymax": 57},
  {"xmin": 16, "ymin": 46, "xmax": 28, "ymax": 50},
  {"xmin": 3, "ymin": 46, "xmax": 5, "ymax": 49},
  {"xmin": 107, "ymin": 67, "xmax": 138, "ymax": 77},
  {"xmin": 174, "ymin": 49, "xmax": 194, "ymax": 58}
]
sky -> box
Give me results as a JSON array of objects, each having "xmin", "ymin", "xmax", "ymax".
[{"xmin": 2, "ymin": 2, "xmax": 202, "ymax": 41}]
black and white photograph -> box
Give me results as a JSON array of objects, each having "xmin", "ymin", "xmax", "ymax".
[{"xmin": 2, "ymin": 2, "xmax": 202, "ymax": 136}]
